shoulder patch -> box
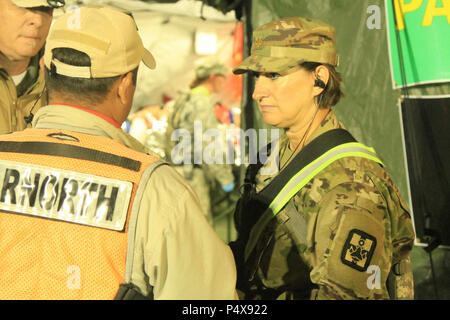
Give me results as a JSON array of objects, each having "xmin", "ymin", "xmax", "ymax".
[{"xmin": 341, "ymin": 229, "xmax": 377, "ymax": 272}]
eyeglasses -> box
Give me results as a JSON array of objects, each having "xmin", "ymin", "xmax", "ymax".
[{"xmin": 47, "ymin": 0, "xmax": 65, "ymax": 8}]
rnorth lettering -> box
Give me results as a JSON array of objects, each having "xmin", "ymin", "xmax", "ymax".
[
  {"xmin": 1, "ymin": 168, "xmax": 117, "ymax": 216},
  {"xmin": 0, "ymin": 162, "xmax": 132, "ymax": 231}
]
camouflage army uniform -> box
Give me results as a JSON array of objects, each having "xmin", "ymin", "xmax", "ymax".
[
  {"xmin": 231, "ymin": 17, "xmax": 415, "ymax": 299},
  {"xmin": 236, "ymin": 110, "xmax": 415, "ymax": 299},
  {"xmin": 166, "ymin": 84, "xmax": 234, "ymax": 223}
]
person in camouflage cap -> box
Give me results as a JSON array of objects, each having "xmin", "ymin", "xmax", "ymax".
[
  {"xmin": 165, "ymin": 58, "xmax": 235, "ymax": 225},
  {"xmin": 194, "ymin": 57, "xmax": 230, "ymax": 82},
  {"xmin": 229, "ymin": 17, "xmax": 415, "ymax": 300}
]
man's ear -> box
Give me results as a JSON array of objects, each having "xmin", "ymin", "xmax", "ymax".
[{"xmin": 117, "ymin": 72, "xmax": 135, "ymax": 105}]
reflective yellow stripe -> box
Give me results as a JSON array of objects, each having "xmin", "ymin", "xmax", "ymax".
[{"xmin": 269, "ymin": 143, "xmax": 383, "ymax": 215}]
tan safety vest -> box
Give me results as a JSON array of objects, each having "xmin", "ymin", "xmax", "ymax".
[{"xmin": 0, "ymin": 128, "xmax": 161, "ymax": 299}]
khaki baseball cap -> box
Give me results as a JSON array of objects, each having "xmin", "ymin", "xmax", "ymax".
[
  {"xmin": 12, "ymin": 0, "xmax": 65, "ymax": 8},
  {"xmin": 233, "ymin": 17, "xmax": 338, "ymax": 74},
  {"xmin": 44, "ymin": 6, "xmax": 156, "ymax": 79}
]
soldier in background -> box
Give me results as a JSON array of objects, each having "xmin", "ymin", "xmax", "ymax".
[
  {"xmin": 229, "ymin": 17, "xmax": 415, "ymax": 299},
  {"xmin": 165, "ymin": 59, "xmax": 236, "ymax": 225},
  {"xmin": 0, "ymin": 0, "xmax": 64, "ymax": 134}
]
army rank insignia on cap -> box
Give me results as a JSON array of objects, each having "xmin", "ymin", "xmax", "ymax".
[{"xmin": 340, "ymin": 229, "xmax": 377, "ymax": 272}]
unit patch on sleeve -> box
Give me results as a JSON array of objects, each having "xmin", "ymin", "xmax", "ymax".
[{"xmin": 340, "ymin": 229, "xmax": 377, "ymax": 272}]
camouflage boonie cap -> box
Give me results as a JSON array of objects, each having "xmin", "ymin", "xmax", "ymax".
[
  {"xmin": 195, "ymin": 58, "xmax": 230, "ymax": 80},
  {"xmin": 233, "ymin": 17, "xmax": 338, "ymax": 74}
]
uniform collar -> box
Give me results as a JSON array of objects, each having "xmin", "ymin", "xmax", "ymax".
[
  {"xmin": 32, "ymin": 104, "xmax": 148, "ymax": 153},
  {"xmin": 261, "ymin": 109, "xmax": 346, "ymax": 184},
  {"xmin": 0, "ymin": 53, "xmax": 41, "ymax": 96},
  {"xmin": 304, "ymin": 109, "xmax": 346, "ymax": 146},
  {"xmin": 56, "ymin": 104, "xmax": 121, "ymax": 128},
  {"xmin": 16, "ymin": 54, "xmax": 41, "ymax": 97},
  {"xmin": 279, "ymin": 109, "xmax": 344, "ymax": 152}
]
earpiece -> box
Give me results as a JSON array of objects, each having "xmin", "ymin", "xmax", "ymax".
[{"xmin": 314, "ymin": 77, "xmax": 326, "ymax": 89}]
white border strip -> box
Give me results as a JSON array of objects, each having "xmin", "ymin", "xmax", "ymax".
[
  {"xmin": 385, "ymin": 0, "xmax": 397, "ymax": 90},
  {"xmin": 401, "ymin": 94, "xmax": 450, "ymax": 99},
  {"xmin": 394, "ymin": 79, "xmax": 450, "ymax": 90}
]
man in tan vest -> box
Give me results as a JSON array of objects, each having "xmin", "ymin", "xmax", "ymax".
[{"xmin": 0, "ymin": 6, "xmax": 237, "ymax": 300}]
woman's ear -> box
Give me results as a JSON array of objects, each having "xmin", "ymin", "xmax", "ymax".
[{"xmin": 313, "ymin": 65, "xmax": 330, "ymax": 95}]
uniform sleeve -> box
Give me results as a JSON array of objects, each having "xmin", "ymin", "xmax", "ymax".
[
  {"xmin": 132, "ymin": 165, "xmax": 238, "ymax": 300},
  {"xmin": 309, "ymin": 182, "xmax": 392, "ymax": 300}
]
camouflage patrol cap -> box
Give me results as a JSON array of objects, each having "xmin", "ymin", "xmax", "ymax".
[
  {"xmin": 195, "ymin": 58, "xmax": 230, "ymax": 80},
  {"xmin": 233, "ymin": 17, "xmax": 338, "ymax": 74}
]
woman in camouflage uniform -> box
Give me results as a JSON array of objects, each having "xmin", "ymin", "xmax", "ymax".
[{"xmin": 230, "ymin": 17, "xmax": 415, "ymax": 299}]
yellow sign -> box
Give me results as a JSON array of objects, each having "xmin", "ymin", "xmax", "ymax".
[
  {"xmin": 387, "ymin": 0, "xmax": 450, "ymax": 87},
  {"xmin": 393, "ymin": 0, "xmax": 450, "ymax": 30}
]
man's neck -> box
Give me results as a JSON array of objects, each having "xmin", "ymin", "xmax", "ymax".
[
  {"xmin": 0, "ymin": 53, "xmax": 30, "ymax": 76},
  {"xmin": 49, "ymin": 98, "xmax": 122, "ymax": 129}
]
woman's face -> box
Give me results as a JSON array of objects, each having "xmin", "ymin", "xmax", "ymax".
[{"xmin": 252, "ymin": 67, "xmax": 317, "ymax": 130}]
